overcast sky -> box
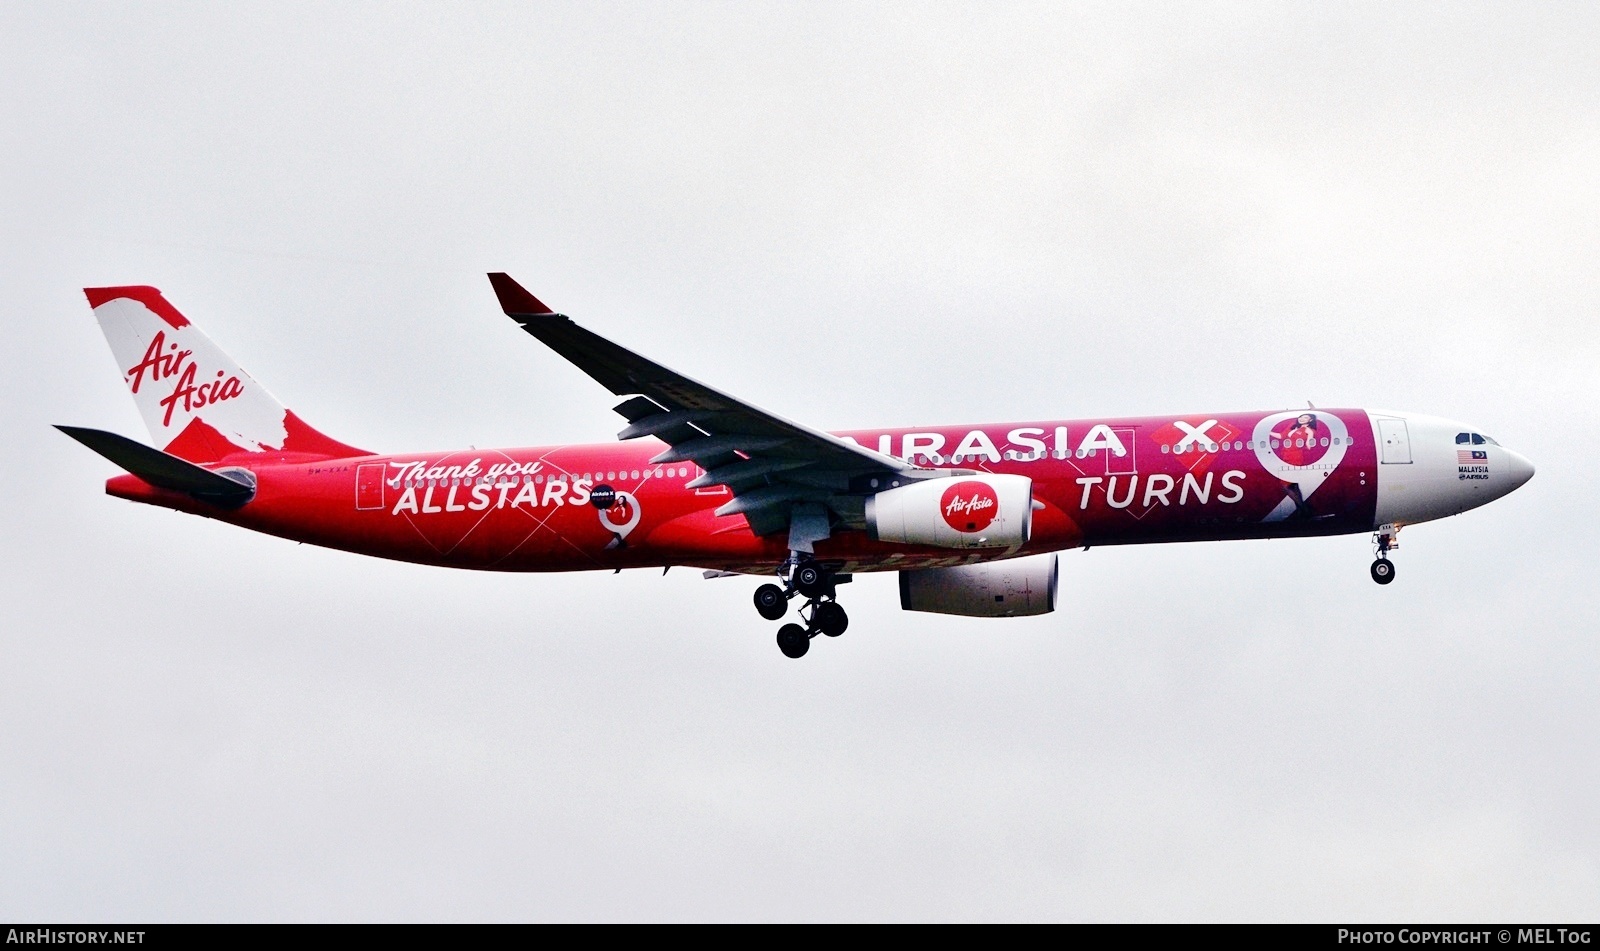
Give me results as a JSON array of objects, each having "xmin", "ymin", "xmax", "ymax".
[{"xmin": 2, "ymin": 1, "xmax": 1596, "ymax": 921}]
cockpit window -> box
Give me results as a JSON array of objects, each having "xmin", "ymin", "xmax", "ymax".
[
  {"xmin": 1470, "ymin": 433, "xmax": 1486, "ymax": 445},
  {"xmin": 1456, "ymin": 432, "xmax": 1470, "ymax": 444},
  {"xmin": 1484, "ymin": 435, "xmax": 1499, "ymax": 446}
]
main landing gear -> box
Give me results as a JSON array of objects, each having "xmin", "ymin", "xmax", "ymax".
[
  {"xmin": 755, "ymin": 557, "xmax": 850, "ymax": 658},
  {"xmin": 1370, "ymin": 526, "xmax": 1399, "ymax": 585}
]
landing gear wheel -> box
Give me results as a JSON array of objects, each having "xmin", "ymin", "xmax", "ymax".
[
  {"xmin": 812, "ymin": 601, "xmax": 848, "ymax": 637},
  {"xmin": 792, "ymin": 562, "xmax": 828, "ymax": 599},
  {"xmin": 754, "ymin": 583, "xmax": 788, "ymax": 620},
  {"xmin": 1370, "ymin": 559, "xmax": 1396, "ymax": 585},
  {"xmin": 777, "ymin": 623, "xmax": 811, "ymax": 659}
]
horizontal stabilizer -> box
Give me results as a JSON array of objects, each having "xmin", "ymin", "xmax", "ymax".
[{"xmin": 55, "ymin": 425, "xmax": 255, "ymax": 507}]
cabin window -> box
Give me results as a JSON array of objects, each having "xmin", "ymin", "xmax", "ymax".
[{"xmin": 1161, "ymin": 444, "xmax": 1170, "ymax": 454}]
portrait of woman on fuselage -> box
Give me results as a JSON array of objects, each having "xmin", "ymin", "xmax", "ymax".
[{"xmin": 1276, "ymin": 413, "xmax": 1321, "ymax": 467}]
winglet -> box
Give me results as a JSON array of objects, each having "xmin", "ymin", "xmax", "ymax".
[{"xmin": 487, "ymin": 273, "xmax": 556, "ymax": 317}]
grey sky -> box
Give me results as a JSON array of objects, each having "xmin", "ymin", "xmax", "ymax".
[{"xmin": 1, "ymin": 2, "xmax": 1595, "ymax": 921}]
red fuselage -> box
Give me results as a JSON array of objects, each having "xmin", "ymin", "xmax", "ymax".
[{"xmin": 108, "ymin": 409, "xmax": 1380, "ymax": 574}]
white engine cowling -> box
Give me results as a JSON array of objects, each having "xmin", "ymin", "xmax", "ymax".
[
  {"xmin": 866, "ymin": 473, "xmax": 1033, "ymax": 549},
  {"xmin": 898, "ymin": 553, "xmax": 1059, "ymax": 618}
]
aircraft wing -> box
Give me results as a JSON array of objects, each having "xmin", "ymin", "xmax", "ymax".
[{"xmin": 488, "ymin": 273, "xmax": 939, "ymax": 540}]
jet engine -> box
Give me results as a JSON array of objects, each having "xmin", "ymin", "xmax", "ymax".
[
  {"xmin": 866, "ymin": 473, "xmax": 1033, "ymax": 549},
  {"xmin": 898, "ymin": 552, "xmax": 1058, "ymax": 618}
]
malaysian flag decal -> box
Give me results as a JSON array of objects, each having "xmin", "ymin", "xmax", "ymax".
[{"xmin": 1458, "ymin": 449, "xmax": 1488, "ymax": 463}]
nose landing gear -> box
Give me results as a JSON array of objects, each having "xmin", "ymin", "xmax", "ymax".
[
  {"xmin": 1370, "ymin": 525, "xmax": 1400, "ymax": 585},
  {"xmin": 1370, "ymin": 558, "xmax": 1395, "ymax": 584},
  {"xmin": 757, "ymin": 556, "xmax": 850, "ymax": 658}
]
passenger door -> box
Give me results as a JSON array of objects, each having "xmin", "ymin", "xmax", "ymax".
[{"xmin": 1378, "ymin": 418, "xmax": 1412, "ymax": 464}]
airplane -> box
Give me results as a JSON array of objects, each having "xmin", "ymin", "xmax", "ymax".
[{"xmin": 58, "ymin": 275, "xmax": 1536, "ymax": 658}]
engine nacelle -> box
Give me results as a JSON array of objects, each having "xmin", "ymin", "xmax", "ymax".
[
  {"xmin": 898, "ymin": 553, "xmax": 1059, "ymax": 618},
  {"xmin": 866, "ymin": 473, "xmax": 1033, "ymax": 549}
]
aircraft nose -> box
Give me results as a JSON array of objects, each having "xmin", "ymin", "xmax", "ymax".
[{"xmin": 1503, "ymin": 449, "xmax": 1535, "ymax": 491}]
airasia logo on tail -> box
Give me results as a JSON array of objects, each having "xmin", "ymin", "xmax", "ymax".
[
  {"xmin": 941, "ymin": 480, "xmax": 999, "ymax": 533},
  {"xmin": 125, "ymin": 330, "xmax": 245, "ymax": 428}
]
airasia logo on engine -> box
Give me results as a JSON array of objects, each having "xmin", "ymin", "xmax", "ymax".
[{"xmin": 941, "ymin": 481, "xmax": 999, "ymax": 533}]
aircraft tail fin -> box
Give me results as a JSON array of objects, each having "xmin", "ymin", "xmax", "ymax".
[
  {"xmin": 55, "ymin": 425, "xmax": 256, "ymax": 507},
  {"xmin": 83, "ymin": 286, "xmax": 368, "ymax": 463}
]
